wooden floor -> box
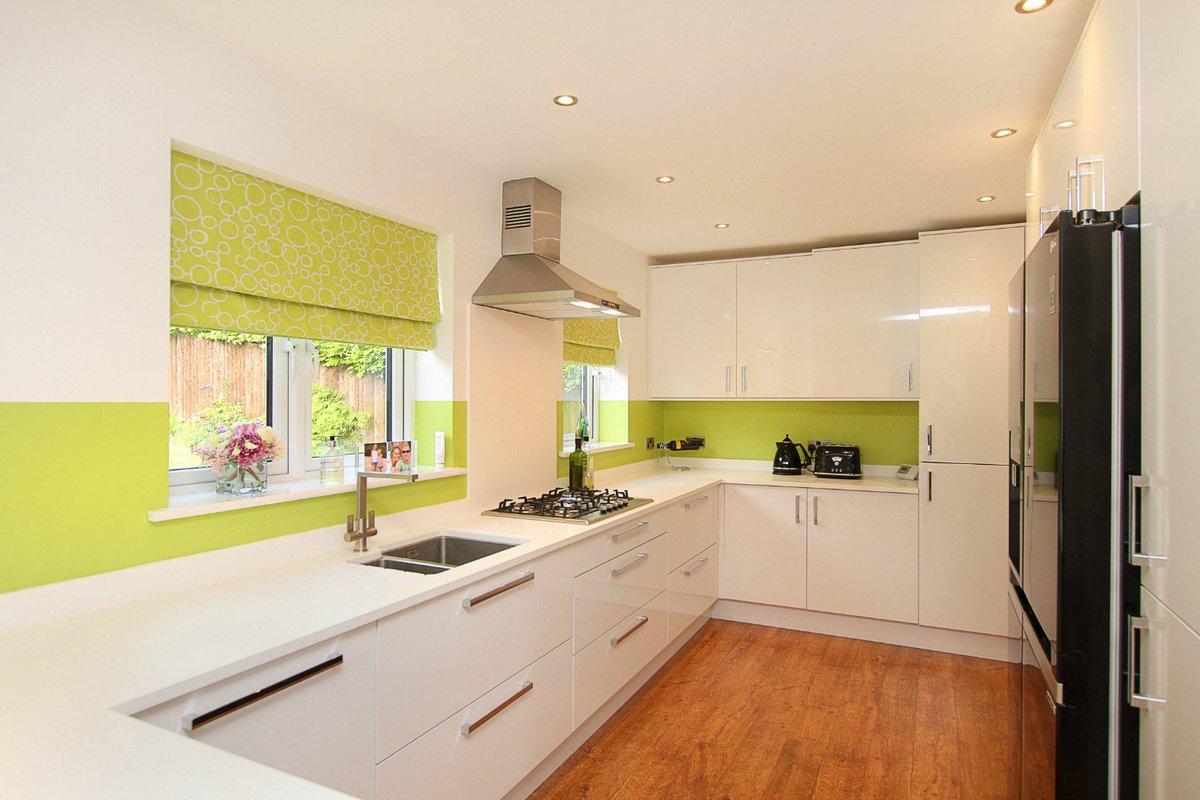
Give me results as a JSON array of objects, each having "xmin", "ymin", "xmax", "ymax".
[{"xmin": 530, "ymin": 620, "xmax": 1019, "ymax": 800}]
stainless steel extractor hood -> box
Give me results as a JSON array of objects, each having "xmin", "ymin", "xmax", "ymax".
[{"xmin": 472, "ymin": 178, "xmax": 641, "ymax": 319}]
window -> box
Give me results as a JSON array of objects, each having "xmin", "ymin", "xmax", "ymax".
[
  {"xmin": 169, "ymin": 327, "xmax": 410, "ymax": 487},
  {"xmin": 562, "ymin": 363, "xmax": 599, "ymax": 451}
]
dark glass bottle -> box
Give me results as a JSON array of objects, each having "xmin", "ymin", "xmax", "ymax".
[{"xmin": 568, "ymin": 437, "xmax": 587, "ymax": 491}]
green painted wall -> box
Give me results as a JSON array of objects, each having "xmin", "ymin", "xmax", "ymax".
[
  {"xmin": 556, "ymin": 401, "xmax": 664, "ymax": 478},
  {"xmin": 0, "ymin": 402, "xmax": 466, "ymax": 595},
  {"xmin": 1033, "ymin": 402, "xmax": 1060, "ymax": 473},
  {"xmin": 661, "ymin": 401, "xmax": 919, "ymax": 465},
  {"xmin": 413, "ymin": 400, "xmax": 467, "ymax": 467}
]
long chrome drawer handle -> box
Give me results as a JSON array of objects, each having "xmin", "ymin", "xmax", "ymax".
[
  {"xmin": 611, "ymin": 552, "xmax": 649, "ymax": 578},
  {"xmin": 1128, "ymin": 616, "xmax": 1167, "ymax": 709},
  {"xmin": 682, "ymin": 495, "xmax": 709, "ymax": 510},
  {"xmin": 611, "ymin": 615, "xmax": 649, "ymax": 647},
  {"xmin": 460, "ymin": 680, "xmax": 534, "ymax": 736},
  {"xmin": 462, "ymin": 572, "xmax": 535, "ymax": 609},
  {"xmin": 611, "ymin": 521, "xmax": 649, "ymax": 542},
  {"xmin": 183, "ymin": 653, "xmax": 343, "ymax": 732},
  {"xmin": 682, "ymin": 557, "xmax": 709, "ymax": 577}
]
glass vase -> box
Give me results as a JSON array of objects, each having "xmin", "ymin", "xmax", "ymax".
[{"xmin": 215, "ymin": 460, "xmax": 268, "ymax": 496}]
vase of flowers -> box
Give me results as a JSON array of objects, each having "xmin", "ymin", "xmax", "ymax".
[{"xmin": 192, "ymin": 422, "xmax": 285, "ymax": 496}]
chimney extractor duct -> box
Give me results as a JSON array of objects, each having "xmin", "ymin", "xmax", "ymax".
[{"xmin": 471, "ymin": 178, "xmax": 641, "ymax": 319}]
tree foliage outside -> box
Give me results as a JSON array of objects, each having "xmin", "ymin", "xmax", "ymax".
[
  {"xmin": 311, "ymin": 385, "xmax": 372, "ymax": 442},
  {"xmin": 171, "ymin": 328, "xmax": 386, "ymax": 376}
]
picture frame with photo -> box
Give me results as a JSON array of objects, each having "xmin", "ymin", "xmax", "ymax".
[
  {"xmin": 388, "ymin": 440, "xmax": 414, "ymax": 474},
  {"xmin": 363, "ymin": 441, "xmax": 390, "ymax": 473}
]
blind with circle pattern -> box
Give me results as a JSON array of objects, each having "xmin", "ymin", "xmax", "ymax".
[
  {"xmin": 169, "ymin": 150, "xmax": 440, "ymax": 350},
  {"xmin": 563, "ymin": 318, "xmax": 620, "ymax": 367}
]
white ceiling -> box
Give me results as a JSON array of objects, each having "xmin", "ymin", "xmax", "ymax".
[{"xmin": 147, "ymin": 0, "xmax": 1092, "ymax": 262}]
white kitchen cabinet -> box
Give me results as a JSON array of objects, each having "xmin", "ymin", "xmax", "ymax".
[
  {"xmin": 668, "ymin": 489, "xmax": 718, "ymax": 572},
  {"xmin": 574, "ymin": 532, "xmax": 668, "ymax": 653},
  {"xmin": 808, "ymin": 242, "xmax": 920, "ymax": 399},
  {"xmin": 648, "ymin": 262, "xmax": 737, "ymax": 398},
  {"xmin": 807, "ymin": 489, "xmax": 918, "ymax": 622},
  {"xmin": 1082, "ymin": 0, "xmax": 1139, "ymax": 209},
  {"xmin": 1137, "ymin": 588, "xmax": 1200, "ymax": 800},
  {"xmin": 376, "ymin": 546, "xmax": 574, "ymax": 760},
  {"xmin": 570, "ymin": 509, "xmax": 668, "ymax": 578},
  {"xmin": 377, "ymin": 640, "xmax": 574, "ymax": 800},
  {"xmin": 918, "ymin": 225, "xmax": 1024, "ymax": 466},
  {"xmin": 135, "ymin": 624, "xmax": 376, "ymax": 800},
  {"xmin": 918, "ymin": 463, "xmax": 1009, "ymax": 636},
  {"xmin": 667, "ymin": 543, "xmax": 718, "ymax": 642},
  {"xmin": 734, "ymin": 255, "xmax": 815, "ymax": 398},
  {"xmin": 1027, "ymin": 36, "xmax": 1086, "ymax": 246},
  {"xmin": 721, "ymin": 483, "xmax": 807, "ymax": 608},
  {"xmin": 574, "ymin": 591, "xmax": 669, "ymax": 728}
]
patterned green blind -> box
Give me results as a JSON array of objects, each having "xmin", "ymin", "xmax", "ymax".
[
  {"xmin": 563, "ymin": 318, "xmax": 620, "ymax": 367},
  {"xmin": 169, "ymin": 151, "xmax": 440, "ymax": 350}
]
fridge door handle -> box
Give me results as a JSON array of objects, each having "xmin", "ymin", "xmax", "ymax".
[
  {"xmin": 1128, "ymin": 615, "xmax": 1167, "ymax": 709},
  {"xmin": 1128, "ymin": 475, "xmax": 1167, "ymax": 567}
]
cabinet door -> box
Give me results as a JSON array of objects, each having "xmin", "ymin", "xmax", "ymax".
[
  {"xmin": 808, "ymin": 242, "xmax": 919, "ymax": 399},
  {"xmin": 668, "ymin": 490, "xmax": 718, "ymax": 571},
  {"xmin": 574, "ymin": 533, "xmax": 668, "ymax": 653},
  {"xmin": 918, "ymin": 463, "xmax": 1009, "ymax": 636},
  {"xmin": 721, "ymin": 484, "xmax": 806, "ymax": 608},
  {"xmin": 807, "ymin": 489, "xmax": 917, "ymax": 623},
  {"xmin": 573, "ymin": 592, "xmax": 670, "ymax": 728},
  {"xmin": 1138, "ymin": 588, "xmax": 1200, "ymax": 800},
  {"xmin": 648, "ymin": 263, "xmax": 736, "ymax": 398},
  {"xmin": 668, "ymin": 544, "xmax": 718, "ymax": 642},
  {"xmin": 1082, "ymin": 0, "xmax": 1139, "ymax": 209},
  {"xmin": 735, "ymin": 255, "xmax": 814, "ymax": 398},
  {"xmin": 918, "ymin": 226, "xmax": 1024, "ymax": 466},
  {"xmin": 1034, "ymin": 44, "xmax": 1087, "ymax": 225}
]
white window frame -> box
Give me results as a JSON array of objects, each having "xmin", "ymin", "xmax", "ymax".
[{"xmin": 562, "ymin": 364, "xmax": 600, "ymax": 451}]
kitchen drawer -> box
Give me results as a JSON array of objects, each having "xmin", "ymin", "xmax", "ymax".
[
  {"xmin": 135, "ymin": 624, "xmax": 376, "ymax": 800},
  {"xmin": 377, "ymin": 546, "xmax": 573, "ymax": 761},
  {"xmin": 572, "ymin": 510, "xmax": 668, "ymax": 576},
  {"xmin": 574, "ymin": 532, "xmax": 668, "ymax": 653},
  {"xmin": 573, "ymin": 591, "xmax": 669, "ymax": 729},
  {"xmin": 668, "ymin": 490, "xmax": 718, "ymax": 572},
  {"xmin": 667, "ymin": 543, "xmax": 718, "ymax": 642},
  {"xmin": 377, "ymin": 639, "xmax": 573, "ymax": 800}
]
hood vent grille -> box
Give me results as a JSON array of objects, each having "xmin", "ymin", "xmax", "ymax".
[{"xmin": 504, "ymin": 204, "xmax": 532, "ymax": 229}]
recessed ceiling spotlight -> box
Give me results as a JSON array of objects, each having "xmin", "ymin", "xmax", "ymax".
[
  {"xmin": 656, "ymin": 175, "xmax": 675, "ymax": 184},
  {"xmin": 1053, "ymin": 119, "xmax": 1077, "ymax": 129},
  {"xmin": 1025, "ymin": 191, "xmax": 1036, "ymax": 197},
  {"xmin": 552, "ymin": 94, "xmax": 578, "ymax": 107},
  {"xmin": 714, "ymin": 223, "xmax": 730, "ymax": 229},
  {"xmin": 1015, "ymin": 0, "xmax": 1053, "ymax": 13},
  {"xmin": 990, "ymin": 128, "xmax": 1018, "ymax": 139},
  {"xmin": 977, "ymin": 195, "xmax": 997, "ymax": 203}
]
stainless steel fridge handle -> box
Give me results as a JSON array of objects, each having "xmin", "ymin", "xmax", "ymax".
[
  {"xmin": 1128, "ymin": 475, "xmax": 1167, "ymax": 567},
  {"xmin": 1128, "ymin": 616, "xmax": 1167, "ymax": 709}
]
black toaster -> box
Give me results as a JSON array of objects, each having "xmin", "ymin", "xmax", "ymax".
[{"xmin": 812, "ymin": 444, "xmax": 862, "ymax": 479}]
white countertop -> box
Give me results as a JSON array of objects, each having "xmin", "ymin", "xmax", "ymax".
[{"xmin": 0, "ymin": 464, "xmax": 914, "ymax": 799}]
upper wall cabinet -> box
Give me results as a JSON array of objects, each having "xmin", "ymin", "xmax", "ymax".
[{"xmin": 649, "ymin": 244, "xmax": 918, "ymax": 400}]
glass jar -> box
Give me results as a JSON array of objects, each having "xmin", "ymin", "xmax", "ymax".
[{"xmin": 215, "ymin": 459, "xmax": 268, "ymax": 496}]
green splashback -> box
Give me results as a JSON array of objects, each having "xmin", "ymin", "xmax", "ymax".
[
  {"xmin": 662, "ymin": 401, "xmax": 919, "ymax": 465},
  {"xmin": 413, "ymin": 400, "xmax": 467, "ymax": 468},
  {"xmin": 0, "ymin": 402, "xmax": 465, "ymax": 594},
  {"xmin": 556, "ymin": 401, "xmax": 664, "ymax": 478}
]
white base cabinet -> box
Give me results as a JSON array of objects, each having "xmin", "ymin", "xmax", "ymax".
[
  {"xmin": 136, "ymin": 624, "xmax": 376, "ymax": 800},
  {"xmin": 806, "ymin": 489, "xmax": 918, "ymax": 623},
  {"xmin": 573, "ymin": 591, "xmax": 669, "ymax": 728},
  {"xmin": 722, "ymin": 483, "xmax": 807, "ymax": 608},
  {"xmin": 376, "ymin": 640, "xmax": 574, "ymax": 800},
  {"xmin": 574, "ymin": 533, "xmax": 668, "ymax": 653},
  {"xmin": 668, "ymin": 543, "xmax": 718, "ymax": 642},
  {"xmin": 668, "ymin": 490, "xmax": 718, "ymax": 572}
]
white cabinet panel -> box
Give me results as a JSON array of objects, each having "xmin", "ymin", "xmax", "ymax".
[
  {"xmin": 918, "ymin": 463, "xmax": 1009, "ymax": 636},
  {"xmin": 721, "ymin": 483, "xmax": 806, "ymax": 608},
  {"xmin": 1082, "ymin": 0, "xmax": 1139, "ymax": 209},
  {"xmin": 918, "ymin": 226, "xmax": 1024, "ymax": 466},
  {"xmin": 377, "ymin": 547, "xmax": 573, "ymax": 760},
  {"xmin": 135, "ymin": 625, "xmax": 376, "ymax": 800},
  {"xmin": 648, "ymin": 263, "xmax": 737, "ymax": 398},
  {"xmin": 1030, "ymin": 43, "xmax": 1086, "ymax": 234},
  {"xmin": 735, "ymin": 255, "xmax": 815, "ymax": 398},
  {"xmin": 668, "ymin": 544, "xmax": 718, "ymax": 642},
  {"xmin": 571, "ymin": 510, "xmax": 668, "ymax": 578},
  {"xmin": 807, "ymin": 489, "xmax": 918, "ymax": 623},
  {"xmin": 1137, "ymin": 0, "xmax": 1200, "ymax": 634},
  {"xmin": 1137, "ymin": 589, "xmax": 1200, "ymax": 800},
  {"xmin": 377, "ymin": 640, "xmax": 573, "ymax": 800},
  {"xmin": 573, "ymin": 592, "xmax": 669, "ymax": 728},
  {"xmin": 808, "ymin": 242, "xmax": 920, "ymax": 399},
  {"xmin": 668, "ymin": 490, "xmax": 718, "ymax": 572},
  {"xmin": 574, "ymin": 533, "xmax": 668, "ymax": 653}
]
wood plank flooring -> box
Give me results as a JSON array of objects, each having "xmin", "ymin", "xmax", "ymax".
[{"xmin": 530, "ymin": 620, "xmax": 1020, "ymax": 800}]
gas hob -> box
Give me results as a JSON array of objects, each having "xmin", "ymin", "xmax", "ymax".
[{"xmin": 482, "ymin": 488, "xmax": 653, "ymax": 524}]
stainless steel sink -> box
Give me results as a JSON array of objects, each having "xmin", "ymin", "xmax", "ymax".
[{"xmin": 363, "ymin": 535, "xmax": 519, "ymax": 574}]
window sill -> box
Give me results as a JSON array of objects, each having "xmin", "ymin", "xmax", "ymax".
[
  {"xmin": 148, "ymin": 467, "xmax": 468, "ymax": 523},
  {"xmin": 558, "ymin": 442, "xmax": 636, "ymax": 458}
]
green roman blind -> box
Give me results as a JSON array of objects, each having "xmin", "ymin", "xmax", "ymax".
[
  {"xmin": 169, "ymin": 151, "xmax": 440, "ymax": 350},
  {"xmin": 563, "ymin": 318, "xmax": 620, "ymax": 367}
]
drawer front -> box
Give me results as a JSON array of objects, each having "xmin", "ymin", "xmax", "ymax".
[
  {"xmin": 377, "ymin": 640, "xmax": 573, "ymax": 800},
  {"xmin": 573, "ymin": 591, "xmax": 669, "ymax": 729},
  {"xmin": 135, "ymin": 624, "xmax": 376, "ymax": 800},
  {"xmin": 669, "ymin": 490, "xmax": 718, "ymax": 572},
  {"xmin": 574, "ymin": 533, "xmax": 669, "ymax": 653},
  {"xmin": 377, "ymin": 546, "xmax": 574, "ymax": 760},
  {"xmin": 667, "ymin": 544, "xmax": 718, "ymax": 642},
  {"xmin": 571, "ymin": 510, "xmax": 669, "ymax": 576}
]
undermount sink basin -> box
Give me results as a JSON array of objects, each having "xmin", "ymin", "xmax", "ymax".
[{"xmin": 363, "ymin": 534, "xmax": 519, "ymax": 574}]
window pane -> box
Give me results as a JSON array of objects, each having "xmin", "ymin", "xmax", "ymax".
[
  {"xmin": 312, "ymin": 341, "xmax": 389, "ymax": 457},
  {"xmin": 563, "ymin": 363, "xmax": 585, "ymax": 449},
  {"xmin": 169, "ymin": 327, "xmax": 268, "ymax": 470}
]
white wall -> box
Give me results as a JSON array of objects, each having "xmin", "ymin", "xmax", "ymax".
[{"xmin": 0, "ymin": 0, "xmax": 650, "ymax": 507}]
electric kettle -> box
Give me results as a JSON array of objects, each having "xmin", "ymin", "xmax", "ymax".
[{"xmin": 772, "ymin": 434, "xmax": 811, "ymax": 476}]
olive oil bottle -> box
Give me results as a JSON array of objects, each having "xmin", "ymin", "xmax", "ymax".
[{"xmin": 568, "ymin": 437, "xmax": 587, "ymax": 491}]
